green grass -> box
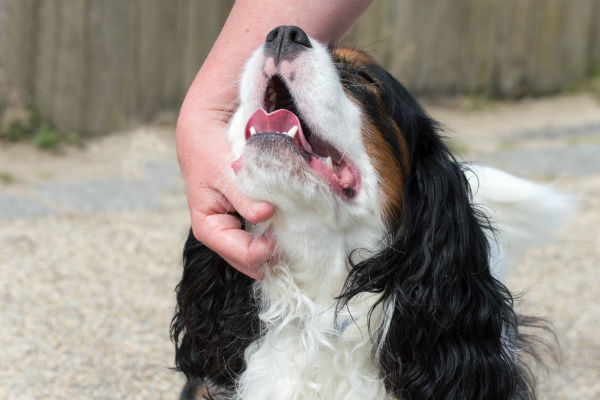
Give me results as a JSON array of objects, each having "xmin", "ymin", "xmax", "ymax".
[
  {"xmin": 1, "ymin": 106, "xmax": 81, "ymax": 150},
  {"xmin": 561, "ymin": 67, "xmax": 600, "ymax": 99},
  {"xmin": 0, "ymin": 171, "xmax": 14, "ymax": 184},
  {"xmin": 33, "ymin": 123, "xmax": 59, "ymax": 149},
  {"xmin": 588, "ymin": 68, "xmax": 600, "ymax": 99}
]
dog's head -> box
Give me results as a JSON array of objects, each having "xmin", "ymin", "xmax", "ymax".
[
  {"xmin": 230, "ymin": 26, "xmax": 415, "ymax": 214},
  {"xmin": 228, "ymin": 27, "xmax": 429, "ymax": 273},
  {"xmin": 174, "ymin": 27, "xmax": 540, "ymax": 399}
]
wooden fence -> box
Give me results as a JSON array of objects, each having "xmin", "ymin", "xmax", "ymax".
[
  {"xmin": 1, "ymin": 0, "xmax": 599, "ymax": 136},
  {"xmin": 0, "ymin": 0, "xmax": 234, "ymax": 135},
  {"xmin": 344, "ymin": 0, "xmax": 600, "ymax": 96}
]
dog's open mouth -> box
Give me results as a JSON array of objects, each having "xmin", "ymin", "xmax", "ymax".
[{"xmin": 242, "ymin": 75, "xmax": 361, "ymax": 200}]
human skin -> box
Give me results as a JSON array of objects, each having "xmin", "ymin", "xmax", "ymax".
[{"xmin": 176, "ymin": 0, "xmax": 374, "ymax": 279}]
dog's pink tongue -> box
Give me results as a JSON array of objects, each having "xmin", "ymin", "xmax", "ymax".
[{"xmin": 245, "ymin": 109, "xmax": 301, "ymax": 139}]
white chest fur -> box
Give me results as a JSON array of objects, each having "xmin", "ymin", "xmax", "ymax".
[{"xmin": 236, "ymin": 270, "xmax": 391, "ymax": 400}]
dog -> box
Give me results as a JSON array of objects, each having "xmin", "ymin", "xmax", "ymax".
[{"xmin": 171, "ymin": 26, "xmax": 573, "ymax": 399}]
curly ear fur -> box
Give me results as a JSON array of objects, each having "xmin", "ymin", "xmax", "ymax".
[
  {"xmin": 341, "ymin": 69, "xmax": 541, "ymax": 399},
  {"xmin": 170, "ymin": 230, "xmax": 260, "ymax": 395}
]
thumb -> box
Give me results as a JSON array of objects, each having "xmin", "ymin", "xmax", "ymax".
[{"xmin": 218, "ymin": 175, "xmax": 275, "ymax": 224}]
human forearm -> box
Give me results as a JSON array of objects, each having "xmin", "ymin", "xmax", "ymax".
[{"xmin": 182, "ymin": 0, "xmax": 375, "ymax": 112}]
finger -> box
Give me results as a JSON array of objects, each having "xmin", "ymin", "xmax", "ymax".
[
  {"xmin": 222, "ymin": 255, "xmax": 265, "ymax": 280},
  {"xmin": 217, "ymin": 175, "xmax": 275, "ymax": 224},
  {"xmin": 208, "ymin": 230, "xmax": 273, "ymax": 280},
  {"xmin": 191, "ymin": 211, "xmax": 275, "ymax": 279}
]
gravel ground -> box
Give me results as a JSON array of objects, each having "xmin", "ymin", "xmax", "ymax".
[{"xmin": 1, "ymin": 93, "xmax": 599, "ymax": 399}]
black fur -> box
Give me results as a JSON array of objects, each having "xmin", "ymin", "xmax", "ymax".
[
  {"xmin": 170, "ymin": 230, "xmax": 259, "ymax": 397},
  {"xmin": 339, "ymin": 65, "xmax": 543, "ymax": 399}
]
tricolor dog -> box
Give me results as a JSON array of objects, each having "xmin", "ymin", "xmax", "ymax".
[{"xmin": 172, "ymin": 26, "xmax": 572, "ymax": 400}]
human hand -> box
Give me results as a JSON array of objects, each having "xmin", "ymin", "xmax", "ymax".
[
  {"xmin": 175, "ymin": 0, "xmax": 374, "ymax": 280},
  {"xmin": 176, "ymin": 108, "xmax": 275, "ymax": 280}
]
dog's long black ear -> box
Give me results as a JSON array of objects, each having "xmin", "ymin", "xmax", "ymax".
[
  {"xmin": 170, "ymin": 230, "xmax": 260, "ymax": 392},
  {"xmin": 341, "ymin": 69, "xmax": 535, "ymax": 400}
]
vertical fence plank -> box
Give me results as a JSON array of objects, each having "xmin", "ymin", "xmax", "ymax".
[
  {"xmin": 34, "ymin": 0, "xmax": 61, "ymax": 123},
  {"xmin": 2, "ymin": 0, "xmax": 38, "ymax": 103},
  {"xmin": 135, "ymin": 0, "xmax": 182, "ymax": 118},
  {"xmin": 84, "ymin": 0, "xmax": 136, "ymax": 134},
  {"xmin": 490, "ymin": 0, "xmax": 538, "ymax": 96},
  {"xmin": 588, "ymin": 0, "xmax": 600, "ymax": 72},
  {"xmin": 590, "ymin": 1, "xmax": 600, "ymax": 70},
  {"xmin": 0, "ymin": 0, "xmax": 7, "ymax": 104},
  {"xmin": 557, "ymin": 0, "xmax": 595, "ymax": 85},
  {"xmin": 381, "ymin": 0, "xmax": 425, "ymax": 87},
  {"xmin": 51, "ymin": 0, "xmax": 87, "ymax": 133},
  {"xmin": 421, "ymin": 0, "xmax": 472, "ymax": 94},
  {"xmin": 137, "ymin": 0, "xmax": 164, "ymax": 119},
  {"xmin": 179, "ymin": 0, "xmax": 233, "ymax": 95},
  {"xmin": 159, "ymin": 0, "xmax": 183, "ymax": 108},
  {"xmin": 532, "ymin": 0, "xmax": 565, "ymax": 93},
  {"xmin": 174, "ymin": 0, "xmax": 191, "ymax": 100},
  {"xmin": 462, "ymin": 0, "xmax": 496, "ymax": 94}
]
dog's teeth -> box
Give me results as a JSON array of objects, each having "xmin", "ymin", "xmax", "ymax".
[
  {"xmin": 287, "ymin": 126, "xmax": 298, "ymax": 138},
  {"xmin": 250, "ymin": 126, "xmax": 256, "ymax": 135},
  {"xmin": 325, "ymin": 156, "xmax": 333, "ymax": 169}
]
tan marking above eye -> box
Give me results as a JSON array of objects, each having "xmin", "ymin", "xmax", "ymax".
[
  {"xmin": 332, "ymin": 47, "xmax": 375, "ymax": 67},
  {"xmin": 333, "ymin": 48, "xmax": 380, "ymax": 95}
]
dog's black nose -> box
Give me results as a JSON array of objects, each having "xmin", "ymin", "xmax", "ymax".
[{"xmin": 265, "ymin": 26, "xmax": 312, "ymax": 64}]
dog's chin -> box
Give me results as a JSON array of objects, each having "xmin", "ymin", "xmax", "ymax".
[{"xmin": 235, "ymin": 133, "xmax": 337, "ymax": 210}]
